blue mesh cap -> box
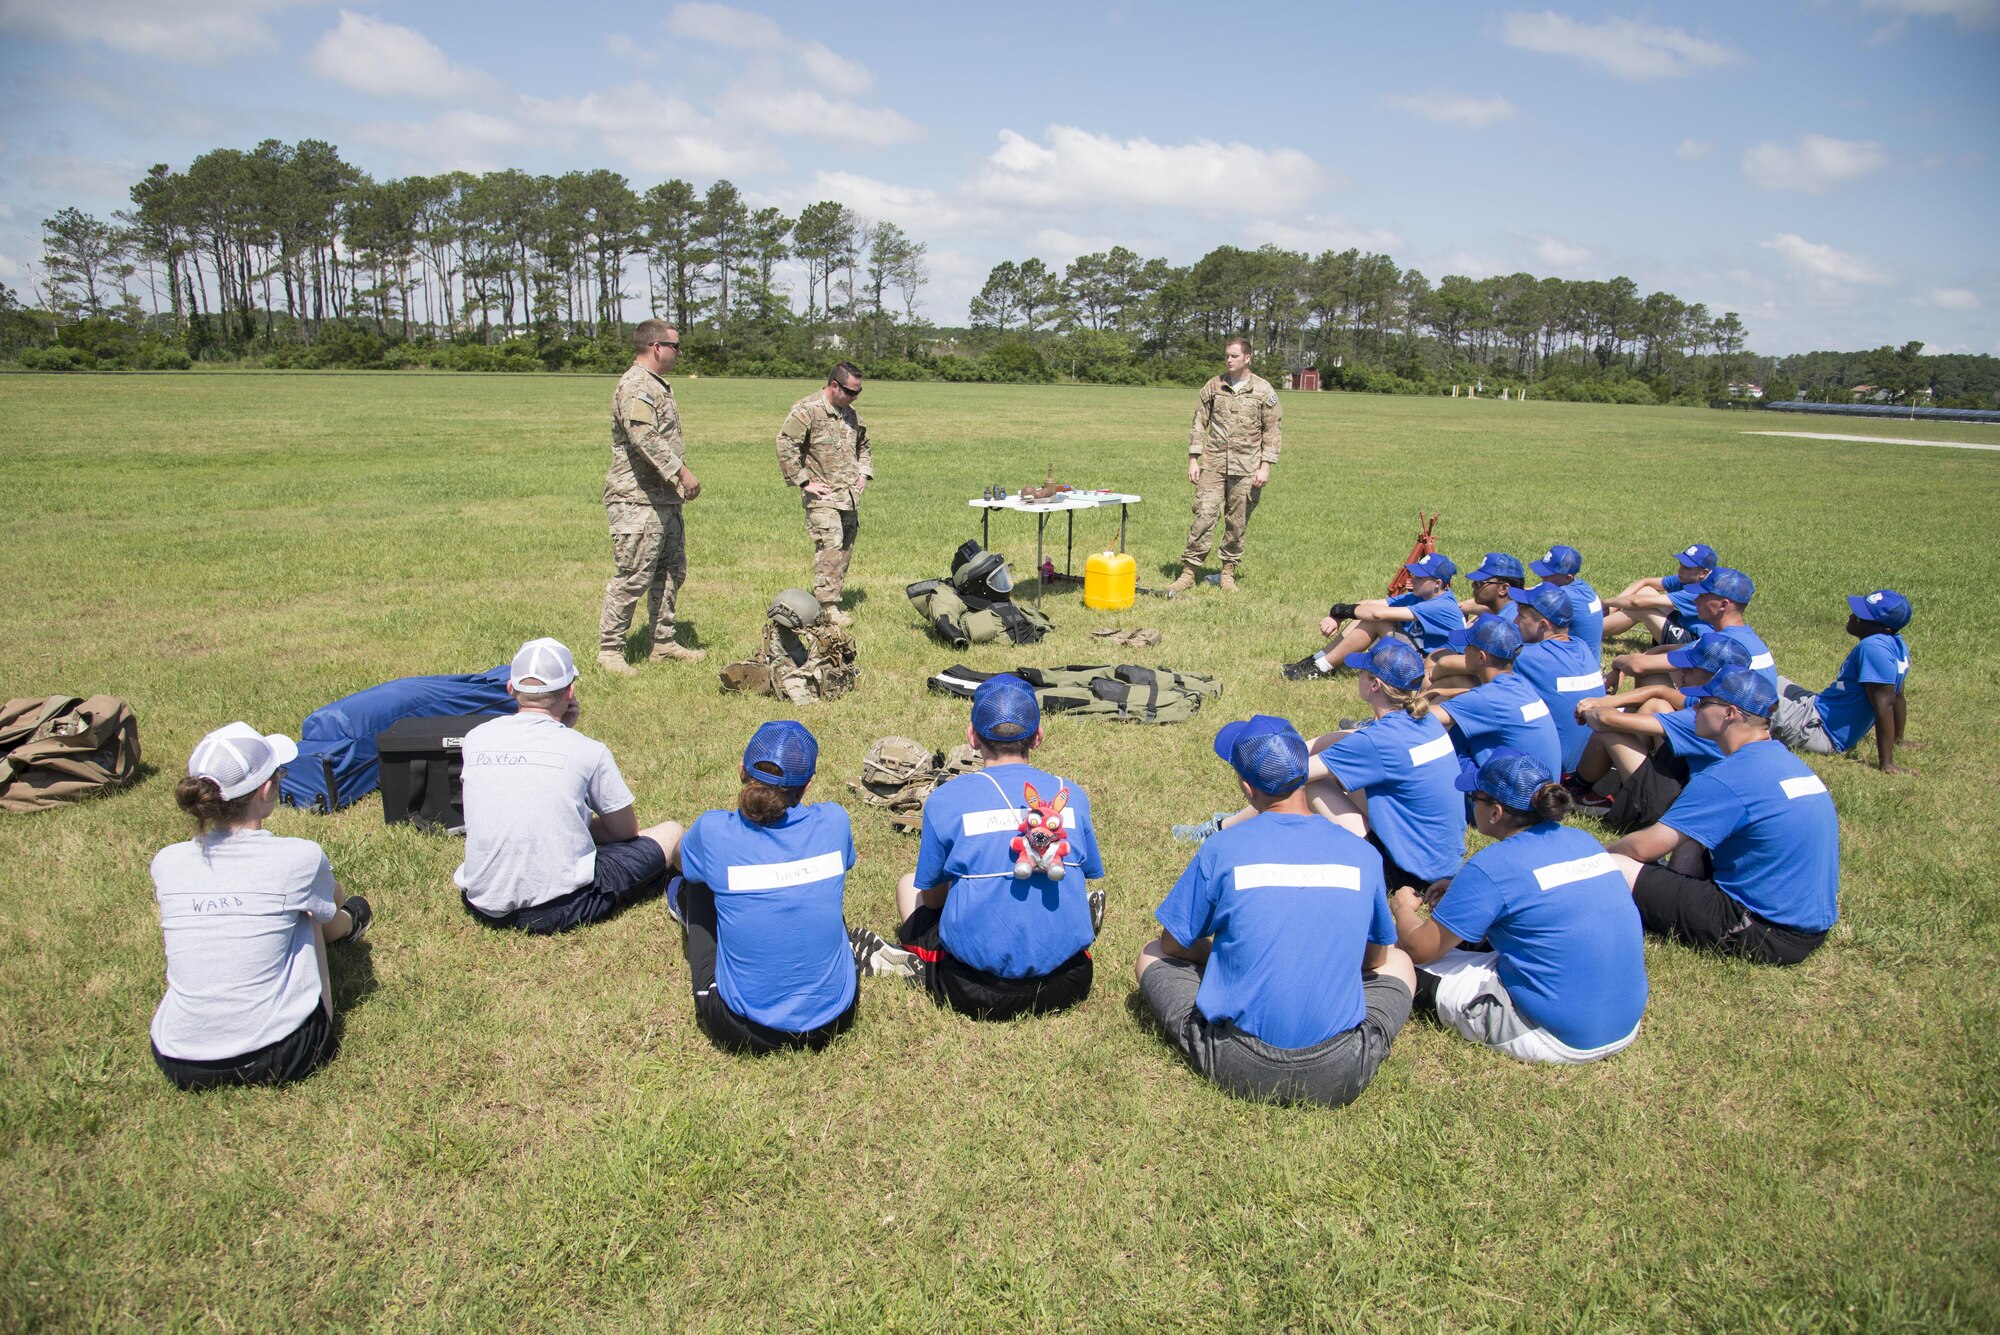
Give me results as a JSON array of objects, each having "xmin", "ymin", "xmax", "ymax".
[
  {"xmin": 1848, "ymin": 589, "xmax": 1911, "ymax": 630},
  {"xmin": 743, "ymin": 720, "xmax": 818, "ymax": 786},
  {"xmin": 1530, "ymin": 544, "xmax": 1583, "ymax": 577},
  {"xmin": 1664, "ymin": 633, "xmax": 1753, "ymax": 672},
  {"xmin": 1345, "ymin": 637, "xmax": 1426, "ymax": 691},
  {"xmin": 1454, "ymin": 747, "xmax": 1557, "ymax": 812},
  {"xmin": 1675, "ymin": 542, "xmax": 1719, "ymax": 569},
  {"xmin": 1681, "ymin": 665, "xmax": 1778, "ymax": 719},
  {"xmin": 1508, "ymin": 582, "xmax": 1575, "ymax": 627},
  {"xmin": 1466, "ymin": 552, "xmax": 1525, "ymax": 583},
  {"xmin": 1694, "ymin": 567, "xmax": 1755, "ymax": 607},
  {"xmin": 1405, "ymin": 553, "xmax": 1457, "ymax": 583},
  {"xmin": 1446, "ymin": 613, "xmax": 1523, "ymax": 661},
  {"xmin": 1212, "ymin": 714, "xmax": 1309, "ymax": 796},
  {"xmin": 971, "ymin": 673, "xmax": 1040, "ymax": 743}
]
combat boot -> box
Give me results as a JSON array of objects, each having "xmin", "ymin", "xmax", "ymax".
[
  {"xmin": 596, "ymin": 650, "xmax": 637, "ymax": 676},
  {"xmin": 1166, "ymin": 566, "xmax": 1199, "ymax": 594},
  {"xmin": 648, "ymin": 641, "xmax": 708, "ymax": 664},
  {"xmin": 821, "ymin": 605, "xmax": 854, "ymax": 628},
  {"xmin": 1218, "ymin": 568, "xmax": 1239, "ymax": 592}
]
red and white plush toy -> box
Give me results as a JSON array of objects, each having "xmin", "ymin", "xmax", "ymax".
[{"xmin": 1010, "ymin": 781, "xmax": 1070, "ymax": 880}]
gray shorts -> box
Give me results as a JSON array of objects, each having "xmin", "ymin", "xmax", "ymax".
[
  {"xmin": 1769, "ymin": 677, "xmax": 1839, "ymax": 754},
  {"xmin": 1139, "ymin": 956, "xmax": 1410, "ymax": 1107}
]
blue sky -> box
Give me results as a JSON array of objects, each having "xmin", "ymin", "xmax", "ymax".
[{"xmin": 1, "ymin": 0, "xmax": 1994, "ymax": 355}]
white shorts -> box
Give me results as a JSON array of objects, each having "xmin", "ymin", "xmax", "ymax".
[{"xmin": 1428, "ymin": 949, "xmax": 1639, "ymax": 1065}]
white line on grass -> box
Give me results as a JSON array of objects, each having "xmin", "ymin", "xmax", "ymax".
[{"xmin": 1741, "ymin": 430, "xmax": 2000, "ymax": 453}]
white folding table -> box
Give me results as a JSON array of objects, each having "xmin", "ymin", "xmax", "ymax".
[{"xmin": 967, "ymin": 492, "xmax": 1142, "ymax": 607}]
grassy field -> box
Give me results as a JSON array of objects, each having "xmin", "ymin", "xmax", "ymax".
[{"xmin": 2, "ymin": 371, "xmax": 1998, "ymax": 1332}]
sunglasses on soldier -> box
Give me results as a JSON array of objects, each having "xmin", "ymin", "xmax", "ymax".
[{"xmin": 653, "ymin": 339, "xmax": 679, "ymax": 351}]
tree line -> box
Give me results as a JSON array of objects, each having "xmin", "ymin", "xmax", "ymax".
[{"xmin": 8, "ymin": 136, "xmax": 1995, "ymax": 408}]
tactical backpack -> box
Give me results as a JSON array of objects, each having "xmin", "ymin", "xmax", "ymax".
[
  {"xmin": 925, "ymin": 664, "xmax": 1221, "ymax": 725},
  {"xmin": 0, "ymin": 695, "xmax": 142, "ymax": 813},
  {"xmin": 721, "ymin": 591, "xmax": 859, "ymax": 705},
  {"xmin": 907, "ymin": 542, "xmax": 1051, "ymax": 647},
  {"xmin": 850, "ymin": 736, "xmax": 984, "ymax": 832}
]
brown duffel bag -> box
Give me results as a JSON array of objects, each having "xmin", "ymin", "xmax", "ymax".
[{"xmin": 0, "ymin": 695, "xmax": 142, "ymax": 813}]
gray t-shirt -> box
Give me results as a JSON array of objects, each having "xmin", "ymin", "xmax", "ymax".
[
  {"xmin": 454, "ymin": 712, "xmax": 635, "ymax": 914},
  {"xmin": 150, "ymin": 829, "xmax": 337, "ymax": 1061}
]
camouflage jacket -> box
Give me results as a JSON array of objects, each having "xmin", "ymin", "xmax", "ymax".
[
  {"xmin": 604, "ymin": 363, "xmax": 688, "ymax": 509},
  {"xmin": 776, "ymin": 391, "xmax": 872, "ymax": 510},
  {"xmin": 1188, "ymin": 372, "xmax": 1283, "ymax": 475}
]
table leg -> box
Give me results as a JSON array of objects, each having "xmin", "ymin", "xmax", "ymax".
[
  {"xmin": 1119, "ymin": 504, "xmax": 1128, "ymax": 555},
  {"xmin": 982, "ymin": 508, "xmax": 989, "ymax": 550},
  {"xmin": 1036, "ymin": 513, "xmax": 1046, "ymax": 608},
  {"xmin": 1066, "ymin": 511, "xmax": 1074, "ymax": 577}
]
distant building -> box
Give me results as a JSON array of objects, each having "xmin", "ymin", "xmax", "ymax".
[
  {"xmin": 1728, "ymin": 382, "xmax": 1765, "ymax": 399},
  {"xmin": 1288, "ymin": 367, "xmax": 1320, "ymax": 391}
]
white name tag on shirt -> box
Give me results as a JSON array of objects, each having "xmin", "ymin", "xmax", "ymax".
[
  {"xmin": 1520, "ymin": 699, "xmax": 1550, "ymax": 721},
  {"xmin": 726, "ymin": 851, "xmax": 844, "ymax": 892},
  {"xmin": 1895, "ymin": 659, "xmax": 1910, "ymax": 674},
  {"xmin": 1555, "ymin": 673, "xmax": 1601, "ymax": 694},
  {"xmin": 1233, "ymin": 862, "xmax": 1362, "ymax": 891},
  {"xmin": 1750, "ymin": 653, "xmax": 1775, "ymax": 669},
  {"xmin": 1587, "ymin": 598, "xmax": 1602, "ymax": 614},
  {"xmin": 960, "ymin": 806, "xmax": 1069, "ymax": 837},
  {"xmin": 1408, "ymin": 735, "xmax": 1454, "ymax": 766},
  {"xmin": 1532, "ymin": 852, "xmax": 1620, "ymax": 891},
  {"xmin": 1781, "ymin": 775, "xmax": 1829, "ymax": 800}
]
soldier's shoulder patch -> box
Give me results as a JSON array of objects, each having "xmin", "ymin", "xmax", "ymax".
[
  {"xmin": 1264, "ymin": 390, "xmax": 1280, "ymax": 407},
  {"xmin": 624, "ymin": 394, "xmax": 658, "ymax": 426}
]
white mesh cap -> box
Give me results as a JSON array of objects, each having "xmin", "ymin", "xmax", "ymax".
[
  {"xmin": 509, "ymin": 637, "xmax": 578, "ymax": 692},
  {"xmin": 188, "ymin": 722, "xmax": 299, "ymax": 801}
]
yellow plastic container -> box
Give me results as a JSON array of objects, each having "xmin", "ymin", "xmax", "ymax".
[{"xmin": 1083, "ymin": 550, "xmax": 1137, "ymax": 611}]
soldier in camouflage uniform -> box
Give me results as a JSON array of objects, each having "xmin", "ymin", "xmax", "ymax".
[
  {"xmin": 775, "ymin": 361, "xmax": 872, "ymax": 628},
  {"xmin": 597, "ymin": 320, "xmax": 706, "ymax": 674},
  {"xmin": 1169, "ymin": 337, "xmax": 1283, "ymax": 594}
]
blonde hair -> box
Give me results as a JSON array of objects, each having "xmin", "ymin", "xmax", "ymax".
[{"xmin": 1375, "ymin": 677, "xmax": 1432, "ymax": 721}]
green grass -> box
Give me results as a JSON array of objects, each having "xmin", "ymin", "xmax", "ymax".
[{"xmin": 3, "ymin": 372, "xmax": 1998, "ymax": 1332}]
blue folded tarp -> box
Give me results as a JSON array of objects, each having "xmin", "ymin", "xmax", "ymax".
[{"xmin": 281, "ymin": 666, "xmax": 517, "ymax": 812}]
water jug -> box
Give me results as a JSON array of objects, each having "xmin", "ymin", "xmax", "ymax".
[{"xmin": 1083, "ymin": 550, "xmax": 1137, "ymax": 611}]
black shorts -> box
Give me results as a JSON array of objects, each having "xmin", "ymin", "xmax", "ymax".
[
  {"xmin": 462, "ymin": 835, "xmax": 668, "ymax": 934},
  {"xmin": 1604, "ymin": 748, "xmax": 1690, "ymax": 835},
  {"xmin": 153, "ymin": 1004, "xmax": 336, "ymax": 1091},
  {"xmin": 678, "ymin": 879, "xmax": 859, "ymax": 1056},
  {"xmin": 896, "ymin": 904, "xmax": 1093, "ymax": 1021},
  {"xmin": 1365, "ymin": 828, "xmax": 1432, "ymax": 894},
  {"xmin": 1631, "ymin": 863, "xmax": 1827, "ymax": 966}
]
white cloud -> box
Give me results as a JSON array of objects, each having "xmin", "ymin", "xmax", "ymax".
[
  {"xmin": 719, "ymin": 87, "xmax": 922, "ymax": 146},
  {"xmin": 1862, "ymin": 0, "xmax": 2000, "ymax": 28},
  {"xmin": 969, "ymin": 126, "xmax": 1328, "ymax": 215},
  {"xmin": 1676, "ymin": 137, "xmax": 1712, "ymax": 160},
  {"xmin": 605, "ymin": 34, "xmax": 658, "ymax": 67},
  {"xmin": 1381, "ymin": 90, "xmax": 1517, "ymax": 129},
  {"xmin": 785, "ymin": 171, "xmax": 987, "ymax": 236},
  {"xmin": 0, "ymin": 0, "xmax": 315, "ymax": 65},
  {"xmin": 524, "ymin": 86, "xmax": 785, "ymax": 177},
  {"xmin": 1761, "ymin": 233, "xmax": 1891, "ymax": 285},
  {"xmin": 1922, "ymin": 287, "xmax": 1981, "ymax": 309},
  {"xmin": 1742, "ymin": 134, "xmax": 1888, "ymax": 192},
  {"xmin": 307, "ymin": 10, "xmax": 492, "ymax": 101},
  {"xmin": 1243, "ymin": 216, "xmax": 1405, "ymax": 255},
  {"xmin": 1531, "ymin": 234, "xmax": 1594, "ymax": 268},
  {"xmin": 1501, "ymin": 11, "xmax": 1744, "ymax": 79},
  {"xmin": 668, "ymin": 3, "xmax": 873, "ymax": 95}
]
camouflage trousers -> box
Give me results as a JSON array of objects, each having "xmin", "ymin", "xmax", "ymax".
[
  {"xmin": 599, "ymin": 505, "xmax": 686, "ymax": 653},
  {"xmin": 1181, "ymin": 470, "xmax": 1262, "ymax": 570},
  {"xmin": 806, "ymin": 503, "xmax": 859, "ymax": 605}
]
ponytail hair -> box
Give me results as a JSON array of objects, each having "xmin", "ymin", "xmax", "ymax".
[
  {"xmin": 174, "ymin": 775, "xmax": 257, "ymax": 834},
  {"xmin": 1492, "ymin": 781, "xmax": 1575, "ymax": 832},
  {"xmin": 1376, "ymin": 678, "xmax": 1432, "ymax": 721},
  {"xmin": 737, "ymin": 761, "xmax": 806, "ymax": 826}
]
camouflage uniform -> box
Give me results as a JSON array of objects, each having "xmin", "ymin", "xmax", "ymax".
[
  {"xmin": 599, "ymin": 363, "xmax": 691, "ymax": 655},
  {"xmin": 1180, "ymin": 372, "xmax": 1282, "ymax": 573},
  {"xmin": 775, "ymin": 390, "xmax": 873, "ymax": 606}
]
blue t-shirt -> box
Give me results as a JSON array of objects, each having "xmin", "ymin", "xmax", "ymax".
[
  {"xmin": 915, "ymin": 763, "xmax": 1104, "ymax": 978},
  {"xmin": 1320, "ymin": 712, "xmax": 1466, "ymax": 881},
  {"xmin": 1655, "ymin": 708, "xmax": 1725, "ymax": 775},
  {"xmin": 1390, "ymin": 590, "xmax": 1469, "ymax": 653},
  {"xmin": 1514, "ymin": 636, "xmax": 1606, "ymax": 773},
  {"xmin": 1155, "ymin": 813, "xmax": 1396, "ymax": 1049},
  {"xmin": 1431, "ymin": 824, "xmax": 1647, "ymax": 1050},
  {"xmin": 1813, "ymin": 633, "xmax": 1909, "ymax": 752},
  {"xmin": 1440, "ymin": 672, "xmax": 1563, "ymax": 778},
  {"xmin": 678, "ymin": 803, "xmax": 857, "ymax": 1032},
  {"xmin": 1661, "ymin": 740, "xmax": 1840, "ymax": 932},
  {"xmin": 1700, "ymin": 624, "xmax": 1778, "ymax": 692},
  {"xmin": 1564, "ymin": 579, "xmax": 1605, "ymax": 657},
  {"xmin": 1661, "ymin": 575, "xmax": 1704, "ymax": 632}
]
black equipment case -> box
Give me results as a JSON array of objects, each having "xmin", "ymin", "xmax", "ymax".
[{"xmin": 374, "ymin": 713, "xmax": 501, "ymax": 832}]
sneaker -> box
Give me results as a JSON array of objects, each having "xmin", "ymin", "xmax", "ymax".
[
  {"xmin": 648, "ymin": 641, "xmax": 708, "ymax": 664},
  {"xmin": 665, "ymin": 876, "xmax": 687, "ymax": 928},
  {"xmin": 1280, "ymin": 655, "xmax": 1332, "ymax": 682},
  {"xmin": 821, "ymin": 606, "xmax": 854, "ymax": 628},
  {"xmin": 338, "ymin": 894, "xmax": 372, "ymax": 944},
  {"xmin": 1166, "ymin": 568, "xmax": 1198, "ymax": 595},
  {"xmin": 1088, "ymin": 889, "xmax": 1106, "ymax": 935},
  {"xmin": 1218, "ymin": 570, "xmax": 1238, "ymax": 592},
  {"xmin": 1171, "ymin": 811, "xmax": 1232, "ymax": 844},
  {"xmin": 596, "ymin": 650, "xmax": 638, "ymax": 676},
  {"xmin": 1570, "ymin": 787, "xmax": 1615, "ymax": 813},
  {"xmin": 849, "ymin": 925, "xmax": 918, "ymax": 978}
]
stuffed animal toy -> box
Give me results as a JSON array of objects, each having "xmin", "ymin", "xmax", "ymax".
[{"xmin": 1010, "ymin": 781, "xmax": 1070, "ymax": 880}]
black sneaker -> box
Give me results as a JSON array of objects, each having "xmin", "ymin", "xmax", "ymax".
[
  {"xmin": 339, "ymin": 895, "xmax": 372, "ymax": 944},
  {"xmin": 1088, "ymin": 889, "xmax": 1106, "ymax": 935},
  {"xmin": 849, "ymin": 925, "xmax": 919, "ymax": 979},
  {"xmin": 1281, "ymin": 655, "xmax": 1331, "ymax": 681}
]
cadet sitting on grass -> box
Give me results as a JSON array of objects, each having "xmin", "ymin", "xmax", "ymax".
[
  {"xmin": 893, "ymin": 675, "xmax": 1105, "ymax": 1020},
  {"xmin": 1283, "ymin": 553, "xmax": 1467, "ymax": 681},
  {"xmin": 1138, "ymin": 715, "xmax": 1416, "ymax": 1106},
  {"xmin": 1427, "ymin": 552, "xmax": 1525, "ymax": 683},
  {"xmin": 1571, "ymin": 632, "xmax": 1753, "ymax": 828},
  {"xmin": 1390, "ymin": 749, "xmax": 1646, "ymax": 1066},
  {"xmin": 1426, "ymin": 614, "xmax": 1565, "ymax": 783},
  {"xmin": 150, "ymin": 723, "xmax": 372, "ymax": 1091},
  {"xmin": 1608, "ymin": 667, "xmax": 1840, "ymax": 967},
  {"xmin": 1508, "ymin": 582, "xmax": 1607, "ymax": 774},
  {"xmin": 1605, "ymin": 568, "xmax": 1776, "ymax": 695},
  {"xmin": 1528, "ymin": 543, "xmax": 1605, "ymax": 658},
  {"xmin": 1768, "ymin": 589, "xmax": 1915, "ymax": 773},
  {"xmin": 1600, "ymin": 542, "xmax": 1718, "ymax": 647}
]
